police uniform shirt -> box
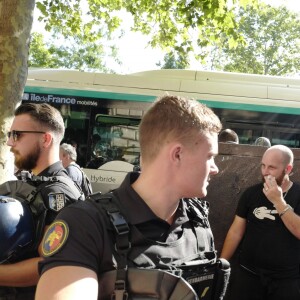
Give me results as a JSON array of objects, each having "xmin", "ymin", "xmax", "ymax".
[
  {"xmin": 236, "ymin": 182, "xmax": 300, "ymax": 274},
  {"xmin": 39, "ymin": 172, "xmax": 214, "ymax": 277},
  {"xmin": 37, "ymin": 161, "xmax": 80, "ymax": 225}
]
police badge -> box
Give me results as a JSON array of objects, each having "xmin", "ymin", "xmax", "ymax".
[{"xmin": 48, "ymin": 192, "xmax": 66, "ymax": 211}]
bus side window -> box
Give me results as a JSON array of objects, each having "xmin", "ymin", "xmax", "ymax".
[{"xmin": 87, "ymin": 115, "xmax": 141, "ymax": 169}]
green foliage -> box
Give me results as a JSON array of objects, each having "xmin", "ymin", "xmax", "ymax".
[
  {"xmin": 28, "ymin": 32, "xmax": 119, "ymax": 72},
  {"xmin": 212, "ymin": 4, "xmax": 300, "ymax": 75},
  {"xmin": 36, "ymin": 0, "xmax": 121, "ymax": 42},
  {"xmin": 35, "ymin": 0, "xmax": 257, "ymax": 59},
  {"xmin": 157, "ymin": 51, "xmax": 189, "ymax": 69},
  {"xmin": 28, "ymin": 33, "xmax": 53, "ymax": 67}
]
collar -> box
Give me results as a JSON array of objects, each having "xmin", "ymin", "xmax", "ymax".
[
  {"xmin": 115, "ymin": 172, "xmax": 189, "ymax": 226},
  {"xmin": 37, "ymin": 161, "xmax": 68, "ymax": 177}
]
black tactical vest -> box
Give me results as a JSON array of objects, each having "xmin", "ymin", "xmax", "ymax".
[{"xmin": 88, "ymin": 193, "xmax": 230, "ymax": 300}]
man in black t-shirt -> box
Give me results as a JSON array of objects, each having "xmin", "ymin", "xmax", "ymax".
[{"xmin": 221, "ymin": 145, "xmax": 300, "ymax": 300}]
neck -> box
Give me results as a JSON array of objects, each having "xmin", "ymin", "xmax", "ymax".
[
  {"xmin": 131, "ymin": 173, "xmax": 180, "ymax": 223},
  {"xmin": 32, "ymin": 147, "xmax": 60, "ymax": 175},
  {"xmin": 282, "ymin": 179, "xmax": 293, "ymax": 193}
]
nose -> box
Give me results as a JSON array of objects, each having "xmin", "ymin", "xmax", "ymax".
[
  {"xmin": 261, "ymin": 167, "xmax": 269, "ymax": 177},
  {"xmin": 210, "ymin": 159, "xmax": 219, "ymax": 175},
  {"xmin": 6, "ymin": 135, "xmax": 14, "ymax": 147}
]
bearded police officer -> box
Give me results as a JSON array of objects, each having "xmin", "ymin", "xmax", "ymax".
[{"xmin": 0, "ymin": 103, "xmax": 83, "ymax": 300}]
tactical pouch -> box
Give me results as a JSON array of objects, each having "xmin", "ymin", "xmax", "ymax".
[
  {"xmin": 99, "ymin": 268, "xmax": 198, "ymax": 300},
  {"xmin": 211, "ymin": 258, "xmax": 231, "ymax": 300},
  {"xmin": 180, "ymin": 258, "xmax": 230, "ymax": 300}
]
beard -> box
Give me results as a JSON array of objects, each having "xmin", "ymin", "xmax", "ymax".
[
  {"xmin": 261, "ymin": 170, "xmax": 286, "ymax": 186},
  {"xmin": 12, "ymin": 146, "xmax": 41, "ymax": 171}
]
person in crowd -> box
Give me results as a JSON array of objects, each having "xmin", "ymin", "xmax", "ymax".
[
  {"xmin": 36, "ymin": 95, "xmax": 225, "ymax": 300},
  {"xmin": 60, "ymin": 143, "xmax": 92, "ymax": 197},
  {"xmin": 60, "ymin": 143, "xmax": 84, "ymax": 188},
  {"xmin": 219, "ymin": 129, "xmax": 239, "ymax": 144},
  {"xmin": 221, "ymin": 145, "xmax": 300, "ymax": 300},
  {"xmin": 0, "ymin": 103, "xmax": 83, "ymax": 300},
  {"xmin": 66, "ymin": 138, "xmax": 85, "ymax": 167},
  {"xmin": 254, "ymin": 136, "xmax": 271, "ymax": 147}
]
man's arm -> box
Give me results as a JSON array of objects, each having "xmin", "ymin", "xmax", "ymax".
[
  {"xmin": 35, "ymin": 266, "xmax": 98, "ymax": 300},
  {"xmin": 273, "ymin": 200, "xmax": 300, "ymax": 239},
  {"xmin": 0, "ymin": 225, "xmax": 49, "ymax": 287},
  {"xmin": 220, "ymin": 215, "xmax": 246, "ymax": 260},
  {"xmin": 264, "ymin": 176, "xmax": 300, "ymax": 239},
  {"xmin": 0, "ymin": 257, "xmax": 42, "ymax": 286}
]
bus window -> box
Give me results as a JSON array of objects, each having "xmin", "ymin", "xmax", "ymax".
[
  {"xmin": 271, "ymin": 131, "xmax": 300, "ymax": 148},
  {"xmin": 86, "ymin": 114, "xmax": 141, "ymax": 169},
  {"xmin": 62, "ymin": 108, "xmax": 91, "ymax": 166}
]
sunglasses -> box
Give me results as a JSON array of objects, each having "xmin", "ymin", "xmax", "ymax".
[{"xmin": 7, "ymin": 130, "xmax": 46, "ymax": 142}]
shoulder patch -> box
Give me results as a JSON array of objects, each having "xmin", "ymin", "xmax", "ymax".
[
  {"xmin": 48, "ymin": 192, "xmax": 66, "ymax": 211},
  {"xmin": 42, "ymin": 220, "xmax": 69, "ymax": 257}
]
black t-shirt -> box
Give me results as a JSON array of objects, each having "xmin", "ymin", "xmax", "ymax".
[
  {"xmin": 236, "ymin": 182, "xmax": 300, "ymax": 270},
  {"xmin": 39, "ymin": 172, "xmax": 214, "ymax": 278}
]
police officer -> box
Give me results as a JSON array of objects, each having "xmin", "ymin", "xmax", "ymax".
[
  {"xmin": 0, "ymin": 103, "xmax": 82, "ymax": 300},
  {"xmin": 36, "ymin": 95, "xmax": 225, "ymax": 300}
]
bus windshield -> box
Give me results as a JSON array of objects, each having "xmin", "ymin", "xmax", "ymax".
[{"xmin": 86, "ymin": 114, "xmax": 141, "ymax": 169}]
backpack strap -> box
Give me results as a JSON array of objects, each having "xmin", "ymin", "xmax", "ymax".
[
  {"xmin": 66, "ymin": 164, "xmax": 93, "ymax": 196},
  {"xmin": 28, "ymin": 175, "xmax": 85, "ymax": 201},
  {"xmin": 88, "ymin": 192, "xmax": 130, "ymax": 300},
  {"xmin": 26, "ymin": 175, "xmax": 84, "ymax": 251},
  {"xmin": 67, "ymin": 163, "xmax": 83, "ymax": 174}
]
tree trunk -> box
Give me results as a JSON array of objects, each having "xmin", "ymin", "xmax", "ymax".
[{"xmin": 0, "ymin": 0, "xmax": 35, "ymax": 183}]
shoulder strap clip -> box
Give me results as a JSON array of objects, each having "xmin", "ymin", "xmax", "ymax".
[
  {"xmin": 112, "ymin": 279, "xmax": 129, "ymax": 300},
  {"xmin": 108, "ymin": 211, "xmax": 130, "ymax": 236},
  {"xmin": 108, "ymin": 210, "xmax": 131, "ymax": 254}
]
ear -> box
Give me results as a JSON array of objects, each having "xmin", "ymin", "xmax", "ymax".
[
  {"xmin": 171, "ymin": 144, "xmax": 182, "ymax": 163},
  {"xmin": 285, "ymin": 164, "xmax": 293, "ymax": 174},
  {"xmin": 43, "ymin": 132, "xmax": 53, "ymax": 148}
]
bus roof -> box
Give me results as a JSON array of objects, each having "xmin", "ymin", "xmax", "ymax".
[{"xmin": 25, "ymin": 68, "xmax": 300, "ymax": 114}]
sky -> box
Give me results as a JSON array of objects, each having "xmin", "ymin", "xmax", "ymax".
[{"xmin": 32, "ymin": 0, "xmax": 300, "ymax": 74}]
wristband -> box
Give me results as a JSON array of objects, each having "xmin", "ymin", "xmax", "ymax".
[{"xmin": 279, "ymin": 204, "xmax": 293, "ymax": 217}]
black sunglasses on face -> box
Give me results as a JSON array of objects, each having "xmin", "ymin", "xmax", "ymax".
[{"xmin": 7, "ymin": 130, "xmax": 46, "ymax": 142}]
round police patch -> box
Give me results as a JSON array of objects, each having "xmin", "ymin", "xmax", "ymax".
[{"xmin": 42, "ymin": 220, "xmax": 69, "ymax": 257}]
